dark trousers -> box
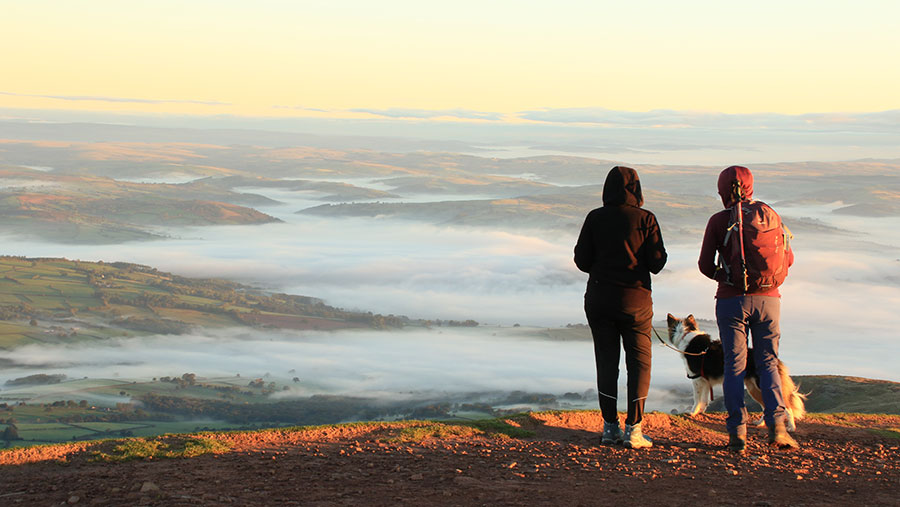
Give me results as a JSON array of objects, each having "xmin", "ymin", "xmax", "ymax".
[
  {"xmin": 716, "ymin": 295, "xmax": 786, "ymax": 435},
  {"xmin": 584, "ymin": 285, "xmax": 653, "ymax": 426}
]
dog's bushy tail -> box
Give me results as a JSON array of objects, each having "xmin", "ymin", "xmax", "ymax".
[{"xmin": 778, "ymin": 361, "xmax": 807, "ymax": 421}]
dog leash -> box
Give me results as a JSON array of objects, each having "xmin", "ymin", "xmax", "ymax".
[{"xmin": 652, "ymin": 327, "xmax": 708, "ymax": 356}]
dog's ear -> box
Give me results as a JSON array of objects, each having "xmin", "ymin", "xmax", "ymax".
[
  {"xmin": 666, "ymin": 313, "xmax": 676, "ymax": 326},
  {"xmin": 685, "ymin": 314, "xmax": 697, "ymax": 330}
]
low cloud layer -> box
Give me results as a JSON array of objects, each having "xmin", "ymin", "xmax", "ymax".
[
  {"xmin": 517, "ymin": 108, "xmax": 900, "ymax": 133},
  {"xmin": 0, "ymin": 326, "xmax": 707, "ymax": 414},
  {"xmin": 349, "ymin": 108, "xmax": 506, "ymax": 121},
  {"xmin": 5, "ymin": 210, "xmax": 898, "ymax": 383},
  {"xmin": 3, "ymin": 174, "xmax": 898, "ymax": 387}
]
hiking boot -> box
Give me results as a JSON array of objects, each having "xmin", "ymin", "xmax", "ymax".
[
  {"xmin": 768, "ymin": 422, "xmax": 799, "ymax": 449},
  {"xmin": 726, "ymin": 433, "xmax": 746, "ymax": 453},
  {"xmin": 601, "ymin": 421, "xmax": 624, "ymax": 445},
  {"xmin": 623, "ymin": 423, "xmax": 652, "ymax": 449}
]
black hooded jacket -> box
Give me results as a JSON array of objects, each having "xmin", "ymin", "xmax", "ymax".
[{"xmin": 574, "ymin": 166, "xmax": 667, "ymax": 292}]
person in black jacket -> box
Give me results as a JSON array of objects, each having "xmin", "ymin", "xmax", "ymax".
[{"xmin": 574, "ymin": 166, "xmax": 667, "ymax": 448}]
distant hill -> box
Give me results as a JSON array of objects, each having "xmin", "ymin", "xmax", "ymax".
[
  {"xmin": 0, "ymin": 256, "xmax": 422, "ymax": 350},
  {"xmin": 299, "ymin": 187, "xmax": 722, "ymax": 237},
  {"xmin": 0, "ymin": 168, "xmax": 280, "ymax": 243},
  {"xmin": 3, "ymin": 139, "xmax": 898, "ymax": 244}
]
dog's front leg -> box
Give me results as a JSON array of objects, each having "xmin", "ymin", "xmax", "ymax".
[{"xmin": 689, "ymin": 378, "xmax": 709, "ymax": 416}]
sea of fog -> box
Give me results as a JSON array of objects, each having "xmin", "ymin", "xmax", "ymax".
[
  {"xmin": 2, "ymin": 185, "xmax": 898, "ymax": 415},
  {"xmin": 0, "ymin": 327, "xmax": 694, "ymax": 412}
]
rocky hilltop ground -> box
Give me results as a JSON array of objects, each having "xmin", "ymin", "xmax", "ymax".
[{"xmin": 1, "ymin": 411, "xmax": 897, "ymax": 506}]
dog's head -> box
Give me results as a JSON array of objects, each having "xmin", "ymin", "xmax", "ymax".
[{"xmin": 666, "ymin": 313, "xmax": 699, "ymax": 347}]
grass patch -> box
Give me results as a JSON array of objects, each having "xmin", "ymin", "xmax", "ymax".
[
  {"xmin": 0, "ymin": 293, "xmax": 23, "ymax": 304},
  {"xmin": 0, "ymin": 321, "xmax": 32, "ymax": 334},
  {"xmin": 464, "ymin": 418, "xmax": 534, "ymax": 438},
  {"xmin": 14, "ymin": 423, "xmax": 74, "ymax": 431},
  {"xmin": 154, "ymin": 307, "xmax": 240, "ymax": 327},
  {"xmin": 802, "ymin": 413, "xmax": 900, "ymax": 437},
  {"xmin": 125, "ymin": 421, "xmax": 244, "ymax": 437},
  {"xmin": 387, "ymin": 423, "xmax": 482, "ymax": 442},
  {"xmin": 92, "ymin": 436, "xmax": 231, "ymax": 462},
  {"xmin": 23, "ymin": 296, "xmax": 68, "ymax": 310},
  {"xmin": 805, "ymin": 413, "xmax": 869, "ymax": 427},
  {"xmin": 215, "ymin": 417, "xmax": 535, "ymax": 444},
  {"xmin": 380, "ymin": 418, "xmax": 534, "ymax": 443},
  {"xmin": 17, "ymin": 426, "xmax": 97, "ymax": 441},
  {"xmin": 867, "ymin": 428, "xmax": 900, "ymax": 440},
  {"xmin": 74, "ymin": 422, "xmax": 147, "ymax": 432}
]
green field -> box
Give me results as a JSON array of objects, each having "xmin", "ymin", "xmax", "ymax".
[
  {"xmin": 14, "ymin": 424, "xmax": 99, "ymax": 442},
  {"xmin": 0, "ymin": 374, "xmax": 293, "ymax": 448},
  {"xmin": 0, "ymin": 321, "xmax": 34, "ymax": 348},
  {"xmin": 0, "ymin": 398, "xmax": 292, "ymax": 449},
  {"xmin": 1, "ymin": 418, "xmax": 262, "ymax": 448}
]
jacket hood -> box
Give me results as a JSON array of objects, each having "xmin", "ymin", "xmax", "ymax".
[
  {"xmin": 717, "ymin": 165, "xmax": 754, "ymax": 207},
  {"xmin": 602, "ymin": 166, "xmax": 644, "ymax": 207}
]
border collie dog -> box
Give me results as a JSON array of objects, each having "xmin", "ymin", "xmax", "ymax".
[{"xmin": 665, "ymin": 313, "xmax": 806, "ymax": 431}]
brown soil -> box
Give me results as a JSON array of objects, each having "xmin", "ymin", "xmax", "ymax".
[{"xmin": 2, "ymin": 412, "xmax": 898, "ymax": 506}]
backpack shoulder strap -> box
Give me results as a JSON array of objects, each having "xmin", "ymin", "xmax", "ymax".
[{"xmin": 721, "ymin": 206, "xmax": 737, "ymax": 247}]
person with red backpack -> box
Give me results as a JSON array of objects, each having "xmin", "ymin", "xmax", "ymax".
[{"xmin": 698, "ymin": 165, "xmax": 798, "ymax": 452}]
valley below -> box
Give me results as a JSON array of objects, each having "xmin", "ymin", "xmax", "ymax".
[{"xmin": 1, "ymin": 123, "xmax": 899, "ymax": 457}]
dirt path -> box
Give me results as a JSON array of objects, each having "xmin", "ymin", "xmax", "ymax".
[{"xmin": 2, "ymin": 412, "xmax": 898, "ymax": 506}]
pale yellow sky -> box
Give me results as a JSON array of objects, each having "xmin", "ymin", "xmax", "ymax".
[{"xmin": 1, "ymin": 1, "xmax": 898, "ymax": 118}]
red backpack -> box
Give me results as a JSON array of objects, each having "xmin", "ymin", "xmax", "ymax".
[{"xmin": 717, "ymin": 199, "xmax": 792, "ymax": 293}]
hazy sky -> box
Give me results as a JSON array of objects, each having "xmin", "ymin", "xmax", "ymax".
[{"xmin": 2, "ymin": 1, "xmax": 899, "ymax": 119}]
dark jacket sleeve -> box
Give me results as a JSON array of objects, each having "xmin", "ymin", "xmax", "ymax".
[
  {"xmin": 573, "ymin": 212, "xmax": 594, "ymax": 273},
  {"xmin": 698, "ymin": 213, "xmax": 722, "ymax": 280},
  {"xmin": 644, "ymin": 213, "xmax": 667, "ymax": 274}
]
